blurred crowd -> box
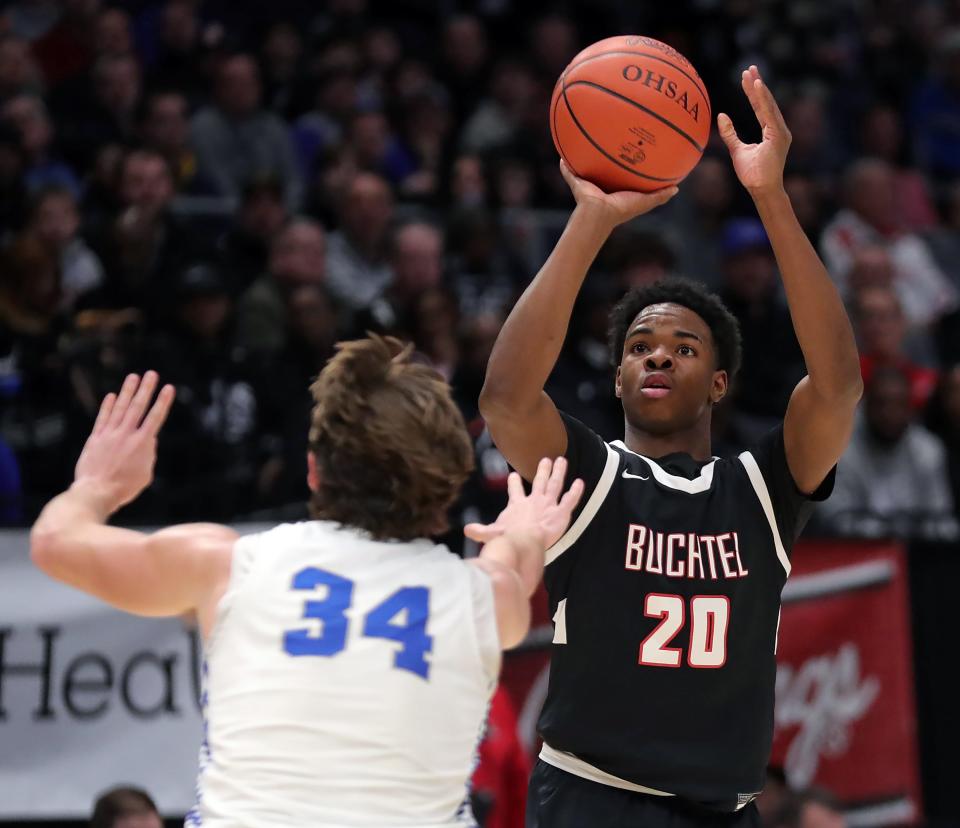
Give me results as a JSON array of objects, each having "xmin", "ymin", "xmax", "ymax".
[{"xmin": 1, "ymin": 0, "xmax": 959, "ymax": 546}]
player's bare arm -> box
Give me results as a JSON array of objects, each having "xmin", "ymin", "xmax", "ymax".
[
  {"xmin": 466, "ymin": 457, "xmax": 584, "ymax": 648},
  {"xmin": 719, "ymin": 66, "xmax": 863, "ymax": 493},
  {"xmin": 30, "ymin": 372, "xmax": 236, "ymax": 636},
  {"xmin": 479, "ymin": 167, "xmax": 678, "ymax": 480}
]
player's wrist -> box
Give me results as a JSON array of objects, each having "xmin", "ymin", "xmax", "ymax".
[
  {"xmin": 570, "ymin": 202, "xmax": 618, "ymax": 238},
  {"xmin": 69, "ymin": 478, "xmax": 123, "ymax": 519},
  {"xmin": 500, "ymin": 525, "xmax": 549, "ymax": 555},
  {"xmin": 746, "ymin": 181, "xmax": 788, "ymax": 206}
]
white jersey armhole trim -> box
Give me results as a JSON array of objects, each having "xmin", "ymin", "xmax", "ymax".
[
  {"xmin": 738, "ymin": 451, "xmax": 792, "ymax": 578},
  {"xmin": 539, "ymin": 743, "xmax": 674, "ymax": 797},
  {"xmin": 545, "ymin": 444, "xmax": 619, "ymax": 565}
]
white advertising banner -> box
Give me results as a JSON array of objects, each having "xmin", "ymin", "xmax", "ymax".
[{"xmin": 0, "ymin": 530, "xmax": 203, "ymax": 819}]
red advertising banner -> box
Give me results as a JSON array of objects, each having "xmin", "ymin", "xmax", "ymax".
[
  {"xmin": 771, "ymin": 541, "xmax": 922, "ymax": 825},
  {"xmin": 498, "ymin": 540, "xmax": 922, "ymax": 826}
]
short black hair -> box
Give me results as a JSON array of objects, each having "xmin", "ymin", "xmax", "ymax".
[
  {"xmin": 607, "ymin": 278, "xmax": 743, "ymax": 379},
  {"xmin": 90, "ymin": 786, "xmax": 158, "ymax": 828}
]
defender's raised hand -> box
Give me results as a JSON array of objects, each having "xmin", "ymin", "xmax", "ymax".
[
  {"xmin": 559, "ymin": 160, "xmax": 679, "ymax": 230},
  {"xmin": 73, "ymin": 372, "xmax": 176, "ymax": 513},
  {"xmin": 717, "ymin": 66, "xmax": 792, "ymax": 197},
  {"xmin": 464, "ymin": 457, "xmax": 584, "ymax": 548}
]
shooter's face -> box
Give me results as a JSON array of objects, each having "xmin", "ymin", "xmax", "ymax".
[{"xmin": 616, "ymin": 303, "xmax": 726, "ymax": 437}]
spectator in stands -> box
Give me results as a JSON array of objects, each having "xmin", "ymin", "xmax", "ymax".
[
  {"xmin": 923, "ymin": 179, "xmax": 960, "ymax": 290},
  {"xmin": 25, "ymin": 186, "xmax": 104, "ymax": 310},
  {"xmin": 217, "ymin": 175, "xmax": 288, "ymax": 294},
  {"xmin": 492, "ymin": 154, "xmax": 537, "ymax": 210},
  {"xmin": 324, "ymin": 172, "xmax": 393, "ymax": 313},
  {"xmin": 460, "ymin": 57, "xmax": 539, "ymax": 155},
  {"xmin": 546, "ymin": 279, "xmax": 622, "ymax": 441},
  {"xmin": 0, "ymin": 434, "xmax": 22, "ymax": 525},
  {"xmin": 364, "ymin": 220, "xmax": 444, "ymax": 333},
  {"xmin": 56, "ymin": 53, "xmax": 142, "ymax": 169},
  {"xmin": 396, "ymin": 85, "xmax": 453, "ymax": 200},
  {"xmin": 445, "ymin": 207, "xmax": 523, "ymax": 318},
  {"xmin": 292, "ymin": 68, "xmax": 358, "ymax": 183},
  {"xmin": 260, "ymin": 21, "xmax": 306, "ymax": 119},
  {"xmin": 440, "ymin": 15, "xmax": 490, "ymax": 123},
  {"xmin": 90, "ymin": 785, "xmax": 162, "ymax": 828},
  {"xmin": 30, "ymin": 0, "xmax": 100, "ymax": 88},
  {"xmin": 151, "ymin": 262, "xmax": 269, "ymax": 521},
  {"xmin": 529, "ymin": 13, "xmax": 578, "ymax": 81},
  {"xmin": 926, "ymin": 363, "xmax": 960, "ymax": 521},
  {"xmin": 670, "ymin": 155, "xmax": 735, "ymax": 289},
  {"xmin": 405, "ymin": 285, "xmax": 460, "ymax": 380},
  {"xmin": 0, "ymin": 34, "xmax": 43, "ymax": 102},
  {"xmin": 821, "ymin": 366, "xmax": 957, "ymax": 539},
  {"xmin": 147, "ymin": 0, "xmax": 211, "ymax": 99},
  {"xmin": 718, "ymin": 218, "xmax": 805, "ymax": 427},
  {"xmin": 256, "ymin": 283, "xmax": 341, "ymax": 511},
  {"xmin": 0, "ymin": 1, "xmax": 59, "ymax": 42},
  {"xmin": 191, "ymin": 53, "xmax": 302, "ymax": 208},
  {"xmin": 138, "ymin": 90, "xmax": 211, "ymax": 195},
  {"xmin": 859, "ymin": 102, "xmax": 938, "ymax": 232},
  {"xmin": 91, "ymin": 148, "xmax": 198, "ymax": 313},
  {"xmin": 783, "ymin": 171, "xmax": 828, "ymax": 241},
  {"xmin": 0, "ymin": 234, "xmax": 62, "ymax": 349},
  {"xmin": 348, "ymin": 109, "xmax": 417, "ymax": 187},
  {"xmin": 93, "ymin": 7, "xmax": 133, "ymax": 60},
  {"xmin": 0, "ymin": 121, "xmax": 27, "ymax": 235},
  {"xmin": 820, "ymin": 158, "xmax": 958, "ymax": 328},
  {"xmin": 911, "ymin": 28, "xmax": 960, "ymax": 178},
  {"xmin": 783, "ymin": 90, "xmax": 846, "ymax": 186},
  {"xmin": 604, "ymin": 229, "xmax": 677, "ymax": 292},
  {"xmin": 0, "ymin": 234, "xmax": 71, "ymax": 516},
  {"xmin": 448, "ymin": 153, "xmax": 488, "ymax": 208},
  {"xmin": 236, "ymin": 217, "xmax": 327, "ymax": 354},
  {"xmin": 2, "ymin": 93, "xmax": 80, "ymax": 194},
  {"xmin": 851, "ymin": 284, "xmax": 938, "ymax": 410}
]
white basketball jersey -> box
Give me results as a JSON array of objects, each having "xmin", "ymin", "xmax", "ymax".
[{"xmin": 187, "ymin": 521, "xmax": 500, "ymax": 828}]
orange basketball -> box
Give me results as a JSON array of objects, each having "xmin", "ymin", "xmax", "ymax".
[{"xmin": 550, "ymin": 35, "xmax": 711, "ymax": 193}]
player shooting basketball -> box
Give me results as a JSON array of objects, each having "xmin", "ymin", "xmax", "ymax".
[
  {"xmin": 30, "ymin": 335, "xmax": 584, "ymax": 826},
  {"xmin": 479, "ymin": 66, "xmax": 862, "ymax": 827}
]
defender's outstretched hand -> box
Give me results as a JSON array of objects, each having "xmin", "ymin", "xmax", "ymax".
[
  {"xmin": 74, "ymin": 371, "xmax": 176, "ymax": 513},
  {"xmin": 717, "ymin": 66, "xmax": 792, "ymax": 197},
  {"xmin": 464, "ymin": 457, "xmax": 584, "ymax": 548},
  {"xmin": 559, "ymin": 160, "xmax": 678, "ymax": 230}
]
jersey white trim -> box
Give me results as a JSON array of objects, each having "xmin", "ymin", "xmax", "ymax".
[
  {"xmin": 738, "ymin": 451, "xmax": 791, "ymax": 577},
  {"xmin": 552, "ymin": 599, "xmax": 568, "ymax": 644},
  {"xmin": 539, "ymin": 743, "xmax": 674, "ymax": 797},
  {"xmin": 610, "ymin": 441, "xmax": 718, "ymax": 494},
  {"xmin": 545, "ymin": 444, "xmax": 619, "ymax": 565}
]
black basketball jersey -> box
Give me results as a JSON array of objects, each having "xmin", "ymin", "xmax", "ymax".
[{"xmin": 537, "ymin": 412, "xmax": 833, "ymax": 810}]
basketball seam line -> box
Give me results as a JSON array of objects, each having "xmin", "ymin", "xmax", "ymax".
[
  {"xmin": 563, "ymin": 49, "xmax": 711, "ymax": 113},
  {"xmin": 563, "ymin": 79, "xmax": 705, "ymax": 156},
  {"xmin": 557, "ymin": 85, "xmax": 684, "ymax": 184}
]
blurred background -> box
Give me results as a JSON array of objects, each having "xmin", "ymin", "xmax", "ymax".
[{"xmin": 0, "ymin": 0, "xmax": 959, "ymax": 826}]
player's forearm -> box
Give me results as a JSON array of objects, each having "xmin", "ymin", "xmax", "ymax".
[
  {"xmin": 30, "ymin": 482, "xmax": 115, "ymax": 577},
  {"xmin": 479, "ymin": 528, "xmax": 546, "ymax": 598},
  {"xmin": 480, "ymin": 206, "xmax": 612, "ymax": 414},
  {"xmin": 753, "ymin": 187, "xmax": 863, "ymax": 401}
]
